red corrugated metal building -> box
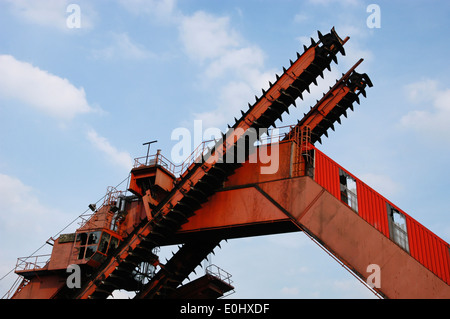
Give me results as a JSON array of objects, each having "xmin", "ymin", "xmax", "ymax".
[{"xmin": 313, "ymin": 146, "xmax": 450, "ymax": 285}]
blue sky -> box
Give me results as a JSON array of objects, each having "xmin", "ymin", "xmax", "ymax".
[{"xmin": 0, "ymin": 0, "xmax": 449, "ymax": 299}]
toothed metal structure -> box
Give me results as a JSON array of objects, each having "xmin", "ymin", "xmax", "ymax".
[{"xmin": 6, "ymin": 28, "xmax": 450, "ymax": 299}]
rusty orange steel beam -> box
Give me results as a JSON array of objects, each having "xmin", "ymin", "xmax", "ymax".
[
  {"xmin": 299, "ymin": 59, "xmax": 363, "ymax": 130},
  {"xmin": 63, "ymin": 28, "xmax": 349, "ymax": 299},
  {"xmin": 113, "ymin": 30, "xmax": 348, "ymax": 299},
  {"xmin": 173, "ymin": 142, "xmax": 450, "ymax": 298},
  {"xmin": 285, "ymin": 58, "xmax": 373, "ymax": 144}
]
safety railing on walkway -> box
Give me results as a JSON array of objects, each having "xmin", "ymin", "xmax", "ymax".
[
  {"xmin": 206, "ymin": 264, "xmax": 235, "ymax": 298},
  {"xmin": 206, "ymin": 264, "xmax": 233, "ymax": 286},
  {"xmin": 1, "ymin": 175, "xmax": 133, "ymax": 299},
  {"xmin": 134, "ymin": 152, "xmax": 178, "ymax": 173},
  {"xmin": 132, "ymin": 125, "xmax": 300, "ymax": 178},
  {"xmin": 15, "ymin": 254, "xmax": 51, "ymax": 272}
]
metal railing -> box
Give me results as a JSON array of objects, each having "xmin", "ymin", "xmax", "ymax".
[
  {"xmin": 134, "ymin": 152, "xmax": 178, "ymax": 173},
  {"xmin": 133, "ymin": 140, "xmax": 215, "ymax": 177},
  {"xmin": 77, "ymin": 183, "xmax": 131, "ymax": 235},
  {"xmin": 15, "ymin": 254, "xmax": 51, "ymax": 272},
  {"xmin": 1, "ymin": 175, "xmax": 133, "ymax": 299},
  {"xmin": 206, "ymin": 264, "xmax": 233, "ymax": 286},
  {"xmin": 176, "ymin": 139, "xmax": 216, "ymax": 175},
  {"xmin": 103, "ymin": 186, "xmax": 125, "ymax": 206},
  {"xmin": 206, "ymin": 264, "xmax": 235, "ymax": 298},
  {"xmin": 132, "ymin": 125, "xmax": 300, "ymax": 178}
]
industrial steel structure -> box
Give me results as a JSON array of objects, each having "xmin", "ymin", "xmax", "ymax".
[{"xmin": 4, "ymin": 28, "xmax": 450, "ymax": 299}]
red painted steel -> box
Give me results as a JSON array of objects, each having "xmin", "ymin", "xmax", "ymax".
[
  {"xmin": 8, "ymin": 28, "xmax": 348, "ymax": 300},
  {"xmin": 8, "ymin": 27, "xmax": 449, "ymax": 299},
  {"xmin": 314, "ymin": 147, "xmax": 340, "ymax": 198},
  {"xmin": 406, "ymin": 216, "xmax": 450, "ymax": 285},
  {"xmin": 313, "ymin": 146, "xmax": 450, "ymax": 285},
  {"xmin": 357, "ymin": 181, "xmax": 389, "ymax": 237}
]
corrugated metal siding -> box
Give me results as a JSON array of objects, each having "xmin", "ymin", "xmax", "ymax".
[
  {"xmin": 356, "ymin": 180, "xmax": 390, "ymax": 237},
  {"xmin": 405, "ymin": 216, "xmax": 450, "ymax": 285},
  {"xmin": 314, "ymin": 148, "xmax": 340, "ymax": 198},
  {"xmin": 313, "ymin": 146, "xmax": 450, "ymax": 285}
]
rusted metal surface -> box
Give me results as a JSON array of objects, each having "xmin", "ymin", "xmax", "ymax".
[
  {"xmin": 9, "ymin": 27, "xmax": 449, "ymax": 300},
  {"xmin": 313, "ymin": 146, "xmax": 450, "ymax": 288}
]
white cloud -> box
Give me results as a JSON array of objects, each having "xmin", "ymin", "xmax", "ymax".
[
  {"xmin": 179, "ymin": 10, "xmax": 276, "ymax": 129},
  {"xmin": 6, "ymin": 0, "xmax": 67, "ymax": 29},
  {"xmin": 359, "ymin": 173, "xmax": 402, "ymax": 198},
  {"xmin": 179, "ymin": 11, "xmax": 241, "ymax": 62},
  {"xmin": 400, "ymin": 79, "xmax": 450, "ymax": 138},
  {"xmin": 0, "ymin": 173, "xmax": 63, "ymax": 234},
  {"xmin": 0, "ymin": 55, "xmax": 93, "ymax": 120},
  {"xmin": 118, "ymin": 0, "xmax": 177, "ymax": 22},
  {"xmin": 204, "ymin": 46, "xmax": 265, "ymax": 80},
  {"xmin": 5, "ymin": 0, "xmax": 95, "ymax": 30},
  {"xmin": 0, "ymin": 173, "xmax": 71, "ymax": 296},
  {"xmin": 404, "ymin": 79, "xmax": 439, "ymax": 103},
  {"xmin": 293, "ymin": 13, "xmax": 309, "ymax": 23},
  {"xmin": 86, "ymin": 129, "xmax": 133, "ymax": 171},
  {"xmin": 0, "ymin": 173, "xmax": 70, "ymax": 263},
  {"xmin": 92, "ymin": 32, "xmax": 154, "ymax": 60},
  {"xmin": 192, "ymin": 81, "xmax": 255, "ymax": 129}
]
